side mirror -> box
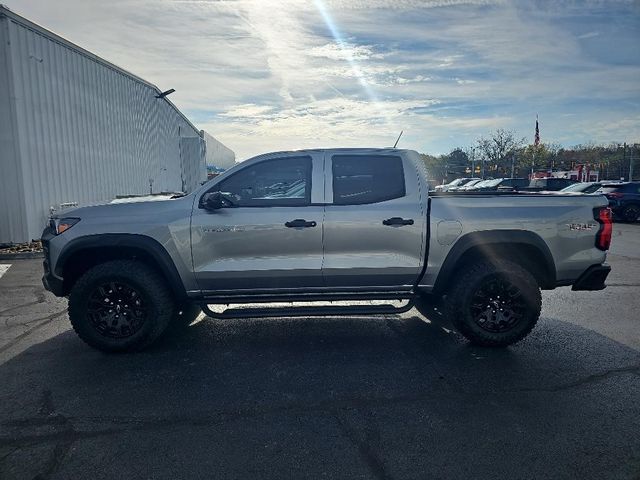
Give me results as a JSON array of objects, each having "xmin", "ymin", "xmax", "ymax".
[
  {"xmin": 200, "ymin": 192, "xmax": 224, "ymax": 210},
  {"xmin": 200, "ymin": 191, "xmax": 236, "ymax": 210}
]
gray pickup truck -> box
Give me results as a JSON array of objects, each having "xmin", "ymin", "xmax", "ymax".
[{"xmin": 42, "ymin": 148, "xmax": 613, "ymax": 352}]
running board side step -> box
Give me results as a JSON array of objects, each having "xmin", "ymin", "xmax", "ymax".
[{"xmin": 200, "ymin": 300, "xmax": 415, "ymax": 319}]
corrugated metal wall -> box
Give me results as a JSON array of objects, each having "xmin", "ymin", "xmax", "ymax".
[
  {"xmin": 0, "ymin": 9, "xmax": 216, "ymax": 243},
  {"xmin": 203, "ymin": 131, "xmax": 236, "ymax": 170},
  {"xmin": 0, "ymin": 15, "xmax": 27, "ymax": 243},
  {"xmin": 179, "ymin": 136, "xmax": 206, "ymax": 193}
]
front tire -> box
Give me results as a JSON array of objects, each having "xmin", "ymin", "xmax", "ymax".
[
  {"xmin": 445, "ymin": 260, "xmax": 542, "ymax": 347},
  {"xmin": 68, "ymin": 260, "xmax": 175, "ymax": 352}
]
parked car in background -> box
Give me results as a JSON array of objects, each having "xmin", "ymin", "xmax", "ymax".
[
  {"xmin": 471, "ymin": 178, "xmax": 530, "ymax": 192},
  {"xmin": 597, "ymin": 182, "xmax": 640, "ymax": 222},
  {"xmin": 460, "ymin": 179, "xmax": 493, "ymax": 191},
  {"xmin": 526, "ymin": 178, "xmax": 577, "ymax": 191},
  {"xmin": 448, "ymin": 178, "xmax": 483, "ymax": 191},
  {"xmin": 433, "ymin": 177, "xmax": 480, "ymax": 192},
  {"xmin": 559, "ymin": 182, "xmax": 603, "ymax": 194}
]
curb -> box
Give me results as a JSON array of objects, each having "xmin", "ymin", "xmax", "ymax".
[{"xmin": 0, "ymin": 252, "xmax": 44, "ymax": 260}]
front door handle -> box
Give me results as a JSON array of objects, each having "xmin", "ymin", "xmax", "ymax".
[
  {"xmin": 383, "ymin": 217, "xmax": 414, "ymax": 226},
  {"xmin": 285, "ymin": 219, "xmax": 317, "ymax": 228}
]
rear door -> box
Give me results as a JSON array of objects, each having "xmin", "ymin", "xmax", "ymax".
[
  {"xmin": 322, "ymin": 153, "xmax": 426, "ymax": 288},
  {"xmin": 191, "ymin": 153, "xmax": 324, "ymax": 293}
]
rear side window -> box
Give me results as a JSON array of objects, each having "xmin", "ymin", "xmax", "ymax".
[
  {"xmin": 514, "ymin": 179, "xmax": 529, "ymax": 187},
  {"xmin": 500, "ymin": 179, "xmax": 527, "ymax": 188},
  {"xmin": 551, "ymin": 179, "xmax": 572, "ymax": 189},
  {"xmin": 332, "ymin": 155, "xmax": 405, "ymax": 205}
]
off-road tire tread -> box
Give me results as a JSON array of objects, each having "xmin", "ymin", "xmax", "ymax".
[
  {"xmin": 68, "ymin": 260, "xmax": 175, "ymax": 352},
  {"xmin": 446, "ymin": 260, "xmax": 542, "ymax": 347}
]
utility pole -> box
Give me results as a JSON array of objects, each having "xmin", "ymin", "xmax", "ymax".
[
  {"xmin": 630, "ymin": 144, "xmax": 635, "ymax": 182},
  {"xmin": 470, "ymin": 147, "xmax": 476, "ymax": 177},
  {"xmin": 530, "ymin": 149, "xmax": 535, "ymax": 179},
  {"xmin": 510, "ymin": 152, "xmax": 516, "ymax": 178}
]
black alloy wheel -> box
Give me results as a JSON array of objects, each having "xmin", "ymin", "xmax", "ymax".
[
  {"xmin": 470, "ymin": 275, "xmax": 526, "ymax": 333},
  {"xmin": 68, "ymin": 260, "xmax": 176, "ymax": 352},
  {"xmin": 86, "ymin": 281, "xmax": 147, "ymax": 338},
  {"xmin": 623, "ymin": 205, "xmax": 640, "ymax": 222},
  {"xmin": 444, "ymin": 259, "xmax": 542, "ymax": 347}
]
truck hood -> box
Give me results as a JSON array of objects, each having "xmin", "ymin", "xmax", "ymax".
[{"xmin": 54, "ymin": 195, "xmax": 193, "ymax": 220}]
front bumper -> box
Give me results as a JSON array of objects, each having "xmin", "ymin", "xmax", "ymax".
[
  {"xmin": 42, "ymin": 271, "xmax": 65, "ymax": 296},
  {"xmin": 41, "ymin": 227, "xmax": 65, "ymax": 297},
  {"xmin": 571, "ymin": 264, "xmax": 611, "ymax": 291}
]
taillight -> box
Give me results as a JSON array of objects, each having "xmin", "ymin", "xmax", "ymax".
[{"xmin": 593, "ymin": 207, "xmax": 612, "ymax": 251}]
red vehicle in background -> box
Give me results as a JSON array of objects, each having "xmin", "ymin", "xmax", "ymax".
[{"xmin": 598, "ymin": 182, "xmax": 640, "ymax": 222}]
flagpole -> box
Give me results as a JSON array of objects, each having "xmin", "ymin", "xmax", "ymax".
[
  {"xmin": 531, "ymin": 151, "xmax": 535, "ymax": 177},
  {"xmin": 532, "ymin": 114, "xmax": 539, "ymax": 178}
]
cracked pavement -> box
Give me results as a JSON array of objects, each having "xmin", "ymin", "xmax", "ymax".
[{"xmin": 1, "ymin": 223, "xmax": 639, "ymax": 479}]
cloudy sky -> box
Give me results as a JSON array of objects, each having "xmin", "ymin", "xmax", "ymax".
[{"xmin": 7, "ymin": 0, "xmax": 640, "ymax": 159}]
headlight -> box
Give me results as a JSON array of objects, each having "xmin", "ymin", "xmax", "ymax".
[{"xmin": 51, "ymin": 217, "xmax": 80, "ymax": 235}]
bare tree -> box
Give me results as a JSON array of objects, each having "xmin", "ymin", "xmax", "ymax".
[{"xmin": 476, "ymin": 129, "xmax": 526, "ymax": 178}]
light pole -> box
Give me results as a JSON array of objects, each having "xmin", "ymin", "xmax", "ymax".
[
  {"xmin": 470, "ymin": 147, "xmax": 476, "ymax": 177},
  {"xmin": 628, "ymin": 143, "xmax": 636, "ymax": 182}
]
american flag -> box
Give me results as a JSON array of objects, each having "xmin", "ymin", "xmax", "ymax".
[{"xmin": 534, "ymin": 115, "xmax": 540, "ymax": 146}]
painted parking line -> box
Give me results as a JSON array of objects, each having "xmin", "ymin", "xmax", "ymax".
[{"xmin": 0, "ymin": 264, "xmax": 11, "ymax": 279}]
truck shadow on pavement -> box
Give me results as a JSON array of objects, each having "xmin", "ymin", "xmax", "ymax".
[{"xmin": 1, "ymin": 312, "xmax": 640, "ymax": 480}]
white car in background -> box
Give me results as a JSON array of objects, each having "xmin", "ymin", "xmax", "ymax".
[
  {"xmin": 434, "ymin": 177, "xmax": 481, "ymax": 192},
  {"xmin": 449, "ymin": 178, "xmax": 484, "ymax": 191}
]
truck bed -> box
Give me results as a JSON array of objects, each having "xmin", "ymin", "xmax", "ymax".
[{"xmin": 421, "ymin": 191, "xmax": 609, "ymax": 290}]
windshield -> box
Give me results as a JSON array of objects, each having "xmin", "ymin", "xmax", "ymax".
[
  {"xmin": 597, "ymin": 186, "xmax": 624, "ymax": 193},
  {"xmin": 482, "ymin": 179, "xmax": 503, "ymax": 187},
  {"xmin": 561, "ymin": 183, "xmax": 589, "ymax": 192},
  {"xmin": 447, "ymin": 178, "xmax": 467, "ymax": 187},
  {"xmin": 462, "ymin": 179, "xmax": 482, "ymax": 188},
  {"xmin": 561, "ymin": 183, "xmax": 600, "ymax": 193}
]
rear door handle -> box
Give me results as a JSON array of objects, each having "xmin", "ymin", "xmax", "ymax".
[
  {"xmin": 285, "ymin": 219, "xmax": 317, "ymax": 228},
  {"xmin": 383, "ymin": 217, "xmax": 414, "ymax": 226}
]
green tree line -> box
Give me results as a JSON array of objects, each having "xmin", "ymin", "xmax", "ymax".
[{"xmin": 422, "ymin": 129, "xmax": 639, "ymax": 184}]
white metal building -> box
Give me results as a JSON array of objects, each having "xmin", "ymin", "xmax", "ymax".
[
  {"xmin": 0, "ymin": 5, "xmax": 234, "ymax": 244},
  {"xmin": 203, "ymin": 131, "xmax": 236, "ymax": 171}
]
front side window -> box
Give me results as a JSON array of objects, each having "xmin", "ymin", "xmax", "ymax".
[
  {"xmin": 214, "ymin": 156, "xmax": 312, "ymax": 207},
  {"xmin": 332, "ymin": 155, "xmax": 405, "ymax": 205}
]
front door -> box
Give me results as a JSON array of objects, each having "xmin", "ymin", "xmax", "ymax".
[
  {"xmin": 191, "ymin": 153, "xmax": 324, "ymax": 294},
  {"xmin": 322, "ymin": 152, "xmax": 426, "ymax": 289}
]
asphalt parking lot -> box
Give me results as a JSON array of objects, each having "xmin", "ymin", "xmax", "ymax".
[{"xmin": 1, "ymin": 224, "xmax": 639, "ymax": 480}]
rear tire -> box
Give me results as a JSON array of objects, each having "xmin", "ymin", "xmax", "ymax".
[
  {"xmin": 445, "ymin": 260, "xmax": 541, "ymax": 347},
  {"xmin": 622, "ymin": 205, "xmax": 640, "ymax": 222},
  {"xmin": 68, "ymin": 260, "xmax": 175, "ymax": 352}
]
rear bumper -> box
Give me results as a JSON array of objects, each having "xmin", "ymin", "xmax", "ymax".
[{"xmin": 571, "ymin": 264, "xmax": 611, "ymax": 291}]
